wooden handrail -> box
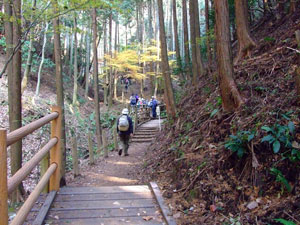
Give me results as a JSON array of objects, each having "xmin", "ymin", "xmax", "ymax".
[
  {"xmin": 0, "ymin": 106, "xmax": 62, "ymax": 225},
  {"xmin": 7, "ymin": 112, "xmax": 59, "ymax": 147},
  {"xmin": 10, "ymin": 163, "xmax": 57, "ymax": 225},
  {"xmin": 7, "ymin": 138, "xmax": 58, "ymax": 195}
]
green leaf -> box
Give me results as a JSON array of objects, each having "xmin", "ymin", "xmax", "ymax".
[
  {"xmin": 237, "ymin": 148, "xmax": 245, "ymax": 158},
  {"xmin": 247, "ymin": 134, "xmax": 254, "ymax": 142},
  {"xmin": 274, "ymin": 218, "xmax": 296, "ymax": 225},
  {"xmin": 261, "ymin": 135, "xmax": 275, "ymax": 143},
  {"xmin": 210, "ymin": 109, "xmax": 219, "ymax": 118},
  {"xmin": 273, "ymin": 141, "xmax": 281, "ymax": 153},
  {"xmin": 288, "ymin": 121, "xmax": 295, "ymax": 134},
  {"xmin": 261, "ymin": 126, "xmax": 272, "ymax": 132}
]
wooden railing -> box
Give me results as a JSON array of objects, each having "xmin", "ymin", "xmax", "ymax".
[{"xmin": 0, "ymin": 106, "xmax": 62, "ymax": 225}]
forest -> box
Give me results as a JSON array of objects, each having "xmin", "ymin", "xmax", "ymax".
[{"xmin": 0, "ymin": 0, "xmax": 300, "ymax": 224}]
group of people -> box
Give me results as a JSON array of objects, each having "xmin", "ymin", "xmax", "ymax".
[
  {"xmin": 116, "ymin": 94, "xmax": 160, "ymax": 156},
  {"xmin": 129, "ymin": 94, "xmax": 159, "ymax": 118}
]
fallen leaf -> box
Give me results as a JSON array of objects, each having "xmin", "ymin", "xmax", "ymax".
[
  {"xmin": 247, "ymin": 201, "xmax": 258, "ymax": 210},
  {"xmin": 143, "ymin": 216, "xmax": 154, "ymax": 221},
  {"xmin": 173, "ymin": 212, "xmax": 181, "ymax": 219},
  {"xmin": 210, "ymin": 205, "xmax": 217, "ymax": 212}
]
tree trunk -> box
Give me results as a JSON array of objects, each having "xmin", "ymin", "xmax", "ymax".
[
  {"xmin": 157, "ymin": 0, "xmax": 176, "ymax": 118},
  {"xmin": 182, "ymin": 0, "xmax": 190, "ymax": 78},
  {"xmin": 6, "ymin": 0, "xmax": 23, "ymax": 202},
  {"xmin": 189, "ymin": 0, "xmax": 199, "ymax": 85},
  {"xmin": 21, "ymin": 0, "xmax": 36, "ymax": 94},
  {"xmin": 214, "ymin": 0, "xmax": 243, "ymax": 112},
  {"xmin": 194, "ymin": 0, "xmax": 205, "ymax": 77},
  {"xmin": 72, "ymin": 15, "xmax": 78, "ymax": 105},
  {"xmin": 289, "ymin": 0, "xmax": 297, "ymax": 13},
  {"xmin": 52, "ymin": 0, "xmax": 67, "ymax": 181},
  {"xmin": 103, "ymin": 20, "xmax": 108, "ymax": 105},
  {"xmin": 114, "ymin": 17, "xmax": 118, "ymax": 100},
  {"xmin": 35, "ymin": 22, "xmax": 49, "ymax": 97},
  {"xmin": 172, "ymin": 0, "xmax": 183, "ymax": 80},
  {"xmin": 205, "ymin": 0, "xmax": 212, "ymax": 73},
  {"xmin": 108, "ymin": 12, "xmax": 113, "ymax": 108},
  {"xmin": 92, "ymin": 8, "xmax": 103, "ymax": 151},
  {"xmin": 234, "ymin": 0, "xmax": 256, "ymax": 64},
  {"xmin": 85, "ymin": 18, "xmax": 91, "ymax": 99}
]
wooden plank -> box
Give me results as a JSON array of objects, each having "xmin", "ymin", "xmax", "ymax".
[
  {"xmin": 45, "ymin": 216, "xmax": 164, "ymax": 225},
  {"xmin": 32, "ymin": 191, "xmax": 56, "ymax": 225},
  {"xmin": 58, "ymin": 185, "xmax": 151, "ymax": 194},
  {"xmin": 54, "ymin": 192, "xmax": 153, "ymax": 201},
  {"xmin": 51, "ymin": 198, "xmax": 156, "ymax": 209},
  {"xmin": 150, "ymin": 182, "xmax": 176, "ymax": 225},
  {"xmin": 47, "ymin": 207, "xmax": 158, "ymax": 219},
  {"xmin": 39, "ymin": 205, "xmax": 156, "ymax": 212}
]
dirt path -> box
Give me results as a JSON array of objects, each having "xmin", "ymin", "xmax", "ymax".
[{"xmin": 66, "ymin": 120, "xmax": 161, "ymax": 187}]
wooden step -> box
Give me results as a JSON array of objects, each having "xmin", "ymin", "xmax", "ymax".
[
  {"xmin": 44, "ymin": 185, "xmax": 165, "ymax": 225},
  {"xmin": 133, "ymin": 135, "xmax": 155, "ymax": 139},
  {"xmin": 131, "ymin": 138, "xmax": 154, "ymax": 143}
]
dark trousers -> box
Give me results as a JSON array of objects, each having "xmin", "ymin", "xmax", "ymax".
[
  {"xmin": 119, "ymin": 134, "xmax": 130, "ymax": 155},
  {"xmin": 152, "ymin": 106, "xmax": 157, "ymax": 118}
]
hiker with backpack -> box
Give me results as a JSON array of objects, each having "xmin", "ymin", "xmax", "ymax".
[
  {"xmin": 130, "ymin": 93, "xmax": 137, "ymax": 112},
  {"xmin": 151, "ymin": 96, "xmax": 158, "ymax": 118},
  {"xmin": 117, "ymin": 108, "xmax": 133, "ymax": 156}
]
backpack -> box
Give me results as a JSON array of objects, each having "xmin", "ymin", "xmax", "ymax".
[
  {"xmin": 118, "ymin": 115, "xmax": 129, "ymax": 132},
  {"xmin": 130, "ymin": 96, "xmax": 136, "ymax": 105}
]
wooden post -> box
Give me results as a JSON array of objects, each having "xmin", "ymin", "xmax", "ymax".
[
  {"xmin": 102, "ymin": 130, "xmax": 108, "ymax": 158},
  {"xmin": 134, "ymin": 106, "xmax": 138, "ymax": 133},
  {"xmin": 49, "ymin": 106, "xmax": 62, "ymax": 191},
  {"xmin": 40, "ymin": 152, "xmax": 49, "ymax": 193},
  {"xmin": 113, "ymin": 125, "xmax": 118, "ymax": 151},
  {"xmin": 88, "ymin": 132, "xmax": 94, "ymax": 165},
  {"xmin": 0, "ymin": 129, "xmax": 8, "ymax": 225},
  {"xmin": 71, "ymin": 136, "xmax": 79, "ymax": 177}
]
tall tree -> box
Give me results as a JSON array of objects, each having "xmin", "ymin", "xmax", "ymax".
[
  {"xmin": 172, "ymin": 0, "xmax": 183, "ymax": 80},
  {"xmin": 234, "ymin": 0, "xmax": 256, "ymax": 64},
  {"xmin": 194, "ymin": 0, "xmax": 205, "ymax": 77},
  {"xmin": 214, "ymin": 0, "xmax": 243, "ymax": 112},
  {"xmin": 21, "ymin": 0, "xmax": 37, "ymax": 94},
  {"xmin": 157, "ymin": 0, "xmax": 176, "ymax": 118},
  {"xmin": 35, "ymin": 22, "xmax": 49, "ymax": 97},
  {"xmin": 205, "ymin": 0, "xmax": 212, "ymax": 72},
  {"xmin": 85, "ymin": 17, "xmax": 91, "ymax": 99},
  {"xmin": 103, "ymin": 18, "xmax": 108, "ymax": 105},
  {"xmin": 189, "ymin": 0, "xmax": 199, "ymax": 85},
  {"xmin": 72, "ymin": 14, "xmax": 78, "ymax": 105},
  {"xmin": 108, "ymin": 12, "xmax": 113, "ymax": 108},
  {"xmin": 52, "ymin": 0, "xmax": 67, "ymax": 181},
  {"xmin": 5, "ymin": 0, "xmax": 23, "ymax": 202},
  {"xmin": 92, "ymin": 8, "xmax": 103, "ymax": 151},
  {"xmin": 182, "ymin": 0, "xmax": 190, "ymax": 78}
]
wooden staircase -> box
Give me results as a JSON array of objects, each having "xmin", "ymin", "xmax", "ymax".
[{"xmin": 131, "ymin": 124, "xmax": 160, "ymax": 143}]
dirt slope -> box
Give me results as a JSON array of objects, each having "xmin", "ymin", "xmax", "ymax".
[{"xmin": 142, "ymin": 10, "xmax": 300, "ymax": 225}]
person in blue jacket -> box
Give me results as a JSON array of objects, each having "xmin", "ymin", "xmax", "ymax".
[{"xmin": 151, "ymin": 96, "xmax": 158, "ymax": 118}]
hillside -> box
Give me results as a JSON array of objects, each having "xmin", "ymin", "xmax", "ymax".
[{"xmin": 142, "ymin": 9, "xmax": 300, "ymax": 225}]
